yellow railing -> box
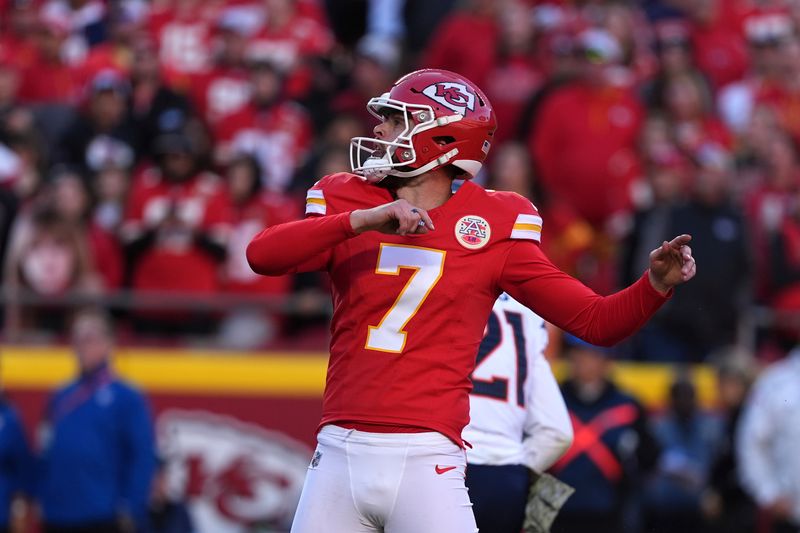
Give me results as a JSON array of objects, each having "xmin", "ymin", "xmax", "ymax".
[{"xmin": 1, "ymin": 345, "xmax": 719, "ymax": 409}]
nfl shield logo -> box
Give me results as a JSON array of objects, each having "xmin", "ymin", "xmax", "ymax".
[
  {"xmin": 455, "ymin": 215, "xmax": 491, "ymax": 250},
  {"xmin": 311, "ymin": 450, "xmax": 322, "ymax": 468}
]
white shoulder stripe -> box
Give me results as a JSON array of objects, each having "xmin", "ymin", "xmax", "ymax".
[
  {"xmin": 305, "ymin": 203, "xmax": 326, "ymax": 215},
  {"xmin": 306, "ymin": 189, "xmax": 325, "ymax": 200},
  {"xmin": 511, "ymin": 229, "xmax": 541, "ymax": 242},
  {"xmin": 515, "ymin": 213, "xmax": 543, "ymax": 226},
  {"xmin": 511, "ymin": 212, "xmax": 542, "ymax": 241}
]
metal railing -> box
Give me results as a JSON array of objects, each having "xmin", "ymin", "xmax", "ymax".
[{"xmin": 0, "ymin": 286, "xmax": 333, "ymax": 348}]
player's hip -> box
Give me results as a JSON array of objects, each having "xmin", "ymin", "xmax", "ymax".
[{"xmin": 318, "ymin": 423, "xmax": 462, "ymax": 454}]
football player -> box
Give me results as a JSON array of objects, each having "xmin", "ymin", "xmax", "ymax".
[
  {"xmin": 247, "ymin": 68, "xmax": 696, "ymax": 532},
  {"xmin": 465, "ymin": 294, "xmax": 573, "ymax": 533}
]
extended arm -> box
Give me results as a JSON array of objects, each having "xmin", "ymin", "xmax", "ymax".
[{"xmin": 499, "ymin": 236, "xmax": 693, "ymax": 346}]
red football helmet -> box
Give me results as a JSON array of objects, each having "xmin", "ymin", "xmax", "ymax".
[{"xmin": 350, "ymin": 69, "xmax": 497, "ymax": 182}]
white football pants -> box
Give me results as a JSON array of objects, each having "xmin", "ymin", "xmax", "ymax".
[{"xmin": 290, "ymin": 424, "xmax": 478, "ymax": 533}]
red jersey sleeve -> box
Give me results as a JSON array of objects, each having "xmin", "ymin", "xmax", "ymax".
[
  {"xmin": 246, "ymin": 212, "xmax": 355, "ymax": 275},
  {"xmin": 247, "ymin": 175, "xmax": 356, "ymax": 275},
  {"xmin": 499, "ymin": 240, "xmax": 670, "ymax": 346},
  {"xmin": 487, "ymin": 189, "xmax": 543, "ymax": 244}
]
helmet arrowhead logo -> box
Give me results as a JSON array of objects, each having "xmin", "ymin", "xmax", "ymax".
[{"xmin": 422, "ymin": 82, "xmax": 476, "ymax": 115}]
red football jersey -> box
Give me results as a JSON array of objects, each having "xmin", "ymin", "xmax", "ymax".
[
  {"xmin": 215, "ymin": 102, "xmax": 312, "ymax": 192},
  {"xmin": 122, "ymin": 169, "xmax": 233, "ymax": 294},
  {"xmin": 247, "ymin": 173, "xmax": 669, "ymax": 444},
  {"xmin": 190, "ymin": 66, "xmax": 251, "ymax": 127}
]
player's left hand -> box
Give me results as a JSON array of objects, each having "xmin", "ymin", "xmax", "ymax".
[{"xmin": 648, "ymin": 234, "xmax": 695, "ymax": 294}]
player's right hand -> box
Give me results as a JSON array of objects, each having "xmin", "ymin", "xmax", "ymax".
[{"xmin": 350, "ymin": 200, "xmax": 435, "ymax": 235}]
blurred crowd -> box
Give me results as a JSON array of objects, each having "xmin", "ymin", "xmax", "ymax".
[
  {"xmin": 550, "ymin": 338, "xmax": 800, "ymax": 533},
  {"xmin": 0, "ymin": 0, "xmax": 800, "ymax": 360}
]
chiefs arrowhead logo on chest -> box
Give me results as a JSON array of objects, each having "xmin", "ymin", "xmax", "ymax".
[{"xmin": 455, "ymin": 215, "xmax": 491, "ymax": 249}]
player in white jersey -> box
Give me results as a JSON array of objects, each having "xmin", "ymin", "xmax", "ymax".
[{"xmin": 464, "ymin": 293, "xmax": 574, "ymax": 533}]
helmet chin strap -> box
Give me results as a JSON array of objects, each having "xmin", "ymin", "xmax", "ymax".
[
  {"xmin": 361, "ymin": 148, "xmax": 460, "ymax": 182},
  {"xmin": 386, "ymin": 148, "xmax": 460, "ymax": 179}
]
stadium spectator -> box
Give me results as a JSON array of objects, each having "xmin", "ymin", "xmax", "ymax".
[
  {"xmin": 528, "ymin": 29, "xmax": 643, "ymax": 231},
  {"xmin": 464, "ymin": 294, "xmax": 573, "ymax": 533},
  {"xmin": 629, "ymin": 148, "xmax": 751, "ymax": 361},
  {"xmin": 3, "ymin": 206, "xmax": 101, "ymax": 339},
  {"xmin": 659, "ymin": 72, "xmax": 732, "ymax": 155},
  {"xmin": 643, "ymin": 375, "xmax": 724, "ymax": 533},
  {"xmin": 738, "ymin": 346, "xmax": 800, "ymax": 533},
  {"xmin": 0, "ymin": 391, "xmax": 33, "ymax": 533},
  {"xmin": 702, "ymin": 353, "xmax": 758, "ymax": 533},
  {"xmin": 17, "ymin": 13, "xmax": 82, "ymax": 105},
  {"xmin": 330, "ymin": 34, "xmax": 402, "ymax": 135},
  {"xmin": 76, "ymin": 0, "xmax": 150, "ymax": 85},
  {"xmin": 46, "ymin": 167, "xmax": 123, "ymax": 290},
  {"xmin": 422, "ymin": 0, "xmax": 500, "ymax": 89},
  {"xmin": 36, "ymin": 307, "xmax": 156, "ymax": 533},
  {"xmin": 39, "ymin": 0, "xmax": 109, "ymax": 63},
  {"xmin": 742, "ymin": 128, "xmax": 800, "ymax": 303},
  {"xmin": 717, "ymin": 12, "xmax": 794, "ymax": 135},
  {"xmin": 127, "ymin": 38, "xmax": 193, "ymax": 161},
  {"xmin": 550, "ymin": 335, "xmax": 660, "ymax": 533},
  {"xmin": 189, "ymin": 15, "xmax": 252, "ymax": 129},
  {"xmin": 245, "ymin": 0, "xmax": 334, "ymax": 100},
  {"xmin": 620, "ymin": 128, "xmax": 688, "ymax": 292},
  {"xmin": 642, "ymin": 20, "xmax": 697, "ymax": 108},
  {"xmin": 751, "ymin": 34, "xmax": 800, "ymax": 147},
  {"xmin": 121, "ymin": 132, "xmax": 231, "ymax": 336},
  {"xmin": 686, "ymin": 0, "xmax": 749, "ymax": 92},
  {"xmin": 482, "ymin": 1, "xmax": 544, "ymax": 146},
  {"xmin": 56, "ymin": 69, "xmax": 136, "ymax": 174},
  {"xmin": 222, "ymin": 154, "xmax": 299, "ymax": 296},
  {"xmin": 148, "ymin": 0, "xmax": 215, "ymax": 91},
  {"xmin": 215, "ymin": 60, "xmax": 312, "ymax": 192},
  {"xmin": 218, "ymin": 154, "xmax": 299, "ymax": 348},
  {"xmin": 0, "ymin": 1, "xmax": 41, "ymax": 72}
]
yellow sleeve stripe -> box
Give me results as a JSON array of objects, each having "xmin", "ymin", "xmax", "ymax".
[
  {"xmin": 511, "ymin": 213, "xmax": 542, "ymax": 242},
  {"xmin": 513, "ymin": 223, "xmax": 542, "ymax": 232},
  {"xmin": 305, "ymin": 189, "xmax": 326, "ymax": 215}
]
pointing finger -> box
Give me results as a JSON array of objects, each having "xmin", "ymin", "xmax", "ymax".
[{"xmin": 668, "ymin": 234, "xmax": 692, "ymax": 249}]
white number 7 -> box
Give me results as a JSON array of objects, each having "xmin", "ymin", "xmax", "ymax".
[{"xmin": 366, "ymin": 244, "xmax": 447, "ymax": 353}]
